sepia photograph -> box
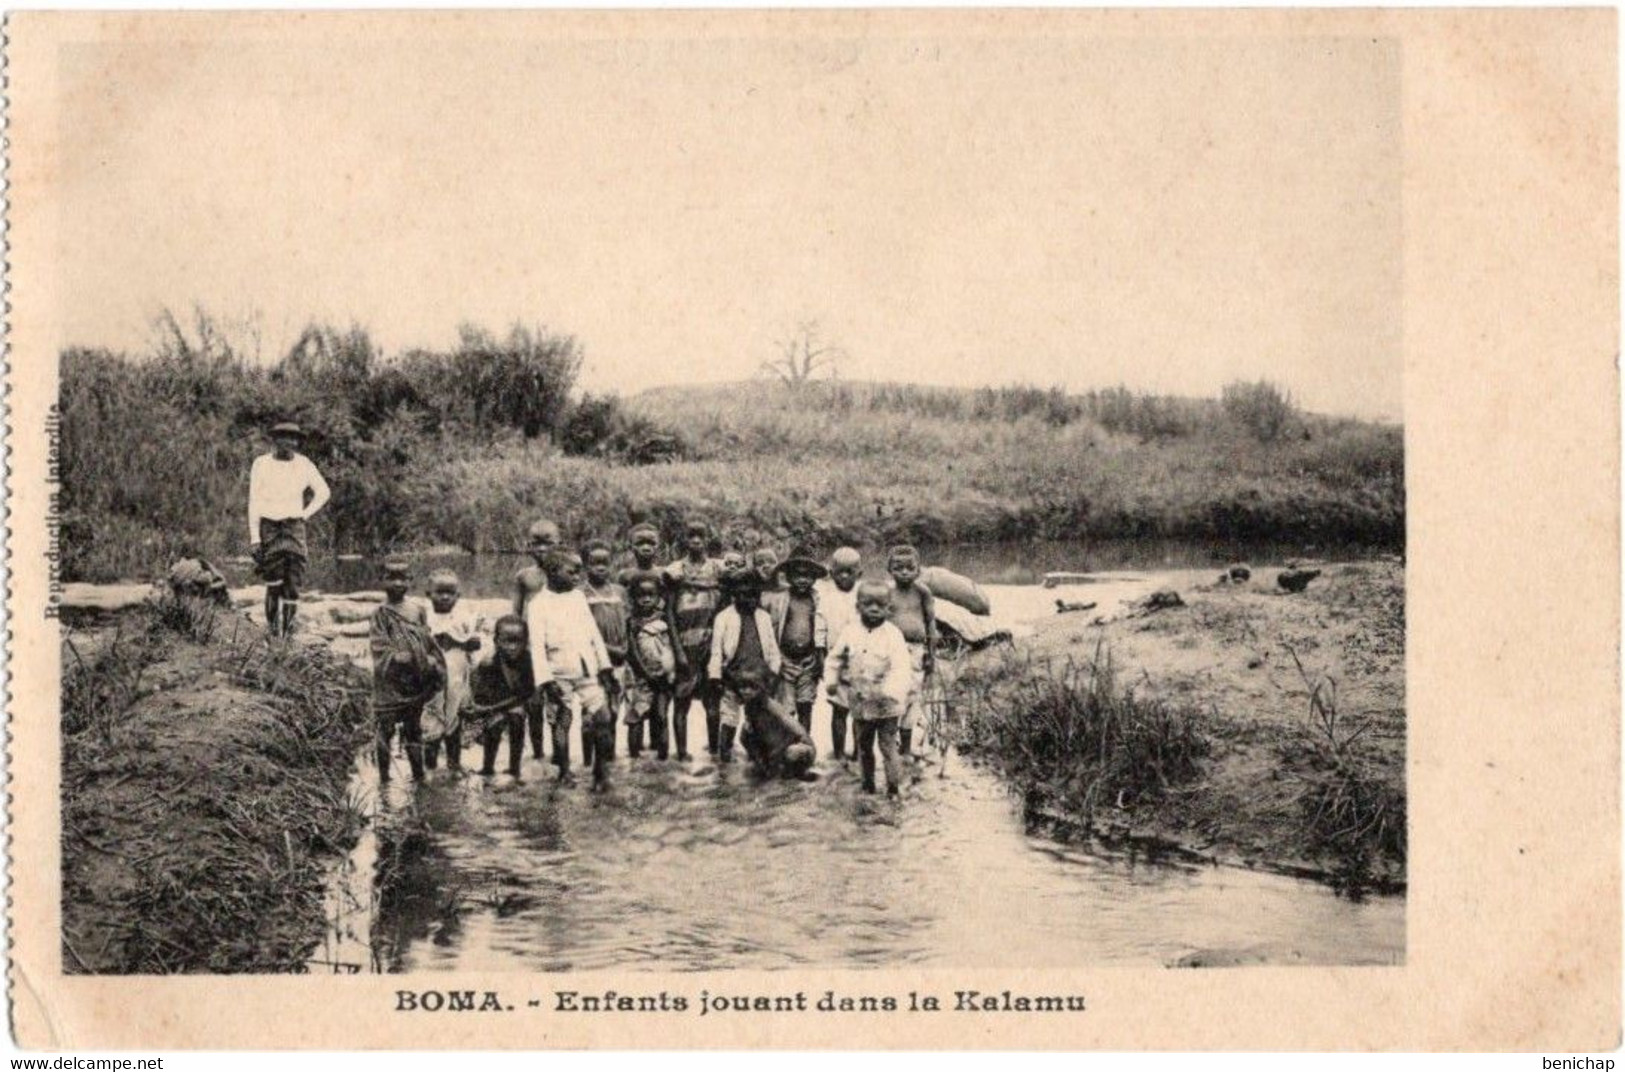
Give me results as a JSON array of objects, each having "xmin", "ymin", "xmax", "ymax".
[
  {"xmin": 46, "ymin": 22, "xmax": 1405, "ymax": 977},
  {"xmin": 6, "ymin": 7, "xmax": 1615, "ymax": 1052}
]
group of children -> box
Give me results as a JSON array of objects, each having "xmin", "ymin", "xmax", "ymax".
[{"xmin": 368, "ymin": 518, "xmax": 940, "ymax": 797}]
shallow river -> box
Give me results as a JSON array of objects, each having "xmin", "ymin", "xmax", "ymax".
[{"xmin": 314, "ymin": 561, "xmax": 1404, "ymax": 972}]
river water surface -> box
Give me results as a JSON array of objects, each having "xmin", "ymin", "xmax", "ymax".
[{"xmin": 313, "ymin": 550, "xmax": 1403, "ymax": 972}]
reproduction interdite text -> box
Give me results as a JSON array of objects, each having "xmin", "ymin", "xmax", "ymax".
[{"xmin": 395, "ymin": 990, "xmax": 1088, "ymax": 1016}]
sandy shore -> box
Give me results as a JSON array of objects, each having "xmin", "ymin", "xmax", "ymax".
[{"xmin": 1001, "ymin": 560, "xmax": 1405, "ymax": 888}]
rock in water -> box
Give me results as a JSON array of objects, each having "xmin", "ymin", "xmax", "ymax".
[
  {"xmin": 1277, "ymin": 568, "xmax": 1322, "ymax": 593},
  {"xmin": 1144, "ymin": 589, "xmax": 1185, "ymax": 611},
  {"xmin": 1228, "ymin": 563, "xmax": 1252, "ymax": 582}
]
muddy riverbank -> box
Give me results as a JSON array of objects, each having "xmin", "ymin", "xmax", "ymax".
[
  {"xmin": 61, "ymin": 600, "xmax": 371, "ymax": 972},
  {"xmin": 985, "ymin": 560, "xmax": 1406, "ymax": 890}
]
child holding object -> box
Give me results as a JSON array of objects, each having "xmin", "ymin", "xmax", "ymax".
[
  {"xmin": 422, "ymin": 569, "xmax": 481, "ymax": 771},
  {"xmin": 526, "ymin": 549, "xmax": 618, "ymax": 790},
  {"xmin": 824, "ymin": 581, "xmax": 913, "ymax": 796},
  {"xmin": 625, "ymin": 571, "xmax": 677, "ymax": 761},
  {"xmin": 370, "ymin": 559, "xmax": 445, "ymax": 784},
  {"xmin": 465, "ymin": 616, "xmax": 543, "ymax": 780},
  {"xmin": 886, "ymin": 544, "xmax": 937, "ymax": 761}
]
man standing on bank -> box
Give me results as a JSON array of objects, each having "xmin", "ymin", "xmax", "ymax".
[{"xmin": 248, "ymin": 421, "xmax": 331, "ymax": 636}]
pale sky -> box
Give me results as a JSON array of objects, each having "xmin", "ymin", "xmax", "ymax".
[{"xmin": 53, "ymin": 23, "xmax": 1402, "ymax": 419}]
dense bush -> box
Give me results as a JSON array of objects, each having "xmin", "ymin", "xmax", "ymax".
[
  {"xmin": 1222, "ymin": 379, "xmax": 1299, "ymax": 443},
  {"xmin": 559, "ymin": 393, "xmax": 684, "ymax": 464},
  {"xmin": 59, "ymin": 311, "xmax": 676, "ymax": 580},
  {"xmin": 60, "ymin": 311, "xmax": 1403, "ymax": 582}
]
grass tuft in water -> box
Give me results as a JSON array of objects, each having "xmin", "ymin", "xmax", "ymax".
[{"xmin": 952, "ymin": 644, "xmax": 1210, "ymax": 824}]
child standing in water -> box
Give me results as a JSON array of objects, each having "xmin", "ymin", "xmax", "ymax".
[
  {"xmin": 886, "ymin": 545, "xmax": 937, "ymax": 761},
  {"xmin": 824, "ymin": 581, "xmax": 913, "ymax": 796},
  {"xmin": 370, "ymin": 559, "xmax": 445, "ymax": 784},
  {"xmin": 422, "ymin": 569, "xmax": 481, "ymax": 771},
  {"xmin": 707, "ymin": 570, "xmax": 781, "ymax": 765},
  {"xmin": 815, "ymin": 547, "xmax": 863, "ymax": 759},
  {"xmin": 526, "ymin": 549, "xmax": 618, "ymax": 790},
  {"xmin": 665, "ymin": 518, "xmax": 724, "ymax": 761},
  {"xmin": 581, "ymin": 539, "xmax": 631, "ymax": 758},
  {"xmin": 767, "ymin": 549, "xmax": 829, "ymax": 735},
  {"xmin": 466, "ymin": 616, "xmax": 541, "ymax": 780},
  {"xmin": 514, "ymin": 518, "xmax": 562, "ymax": 758},
  {"xmin": 625, "ymin": 571, "xmax": 677, "ymax": 761}
]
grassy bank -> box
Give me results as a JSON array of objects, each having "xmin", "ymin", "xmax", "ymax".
[
  {"xmin": 60, "ymin": 313, "xmax": 1403, "ymax": 582},
  {"xmin": 404, "ymin": 381, "xmax": 1402, "ymax": 554},
  {"xmin": 950, "ymin": 561, "xmax": 1406, "ymax": 889},
  {"xmin": 61, "ymin": 596, "xmax": 372, "ymax": 972}
]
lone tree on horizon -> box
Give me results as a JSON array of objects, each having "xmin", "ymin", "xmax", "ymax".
[{"xmin": 760, "ymin": 320, "xmax": 845, "ymax": 388}]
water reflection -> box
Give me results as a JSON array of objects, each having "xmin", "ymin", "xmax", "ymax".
[{"xmin": 346, "ymin": 739, "xmax": 1402, "ymax": 972}]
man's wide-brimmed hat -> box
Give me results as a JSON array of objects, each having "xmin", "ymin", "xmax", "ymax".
[
  {"xmin": 269, "ymin": 421, "xmax": 304, "ymax": 437},
  {"xmin": 782, "ymin": 546, "xmax": 829, "ymax": 579}
]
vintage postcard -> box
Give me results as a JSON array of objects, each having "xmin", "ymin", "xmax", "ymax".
[{"xmin": 5, "ymin": 8, "xmax": 1617, "ymax": 1051}]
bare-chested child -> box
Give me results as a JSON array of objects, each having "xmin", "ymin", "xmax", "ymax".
[
  {"xmin": 465, "ymin": 616, "xmax": 543, "ymax": 780},
  {"xmin": 767, "ymin": 550, "xmax": 829, "ymax": 735},
  {"xmin": 423, "ymin": 569, "xmax": 481, "ymax": 771},
  {"xmin": 665, "ymin": 518, "xmax": 724, "ymax": 761},
  {"xmin": 513, "ymin": 518, "xmax": 561, "ymax": 758},
  {"xmin": 886, "ymin": 545, "xmax": 937, "ymax": 761},
  {"xmin": 582, "ymin": 539, "xmax": 631, "ymax": 759},
  {"xmin": 370, "ymin": 559, "xmax": 445, "ymax": 784}
]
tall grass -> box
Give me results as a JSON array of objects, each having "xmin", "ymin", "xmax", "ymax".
[
  {"xmin": 953, "ymin": 645, "xmax": 1210, "ymax": 821},
  {"xmin": 1277, "ymin": 648, "xmax": 1406, "ymax": 881},
  {"xmin": 62, "ymin": 311, "xmax": 1403, "ymax": 582},
  {"xmin": 61, "ymin": 593, "xmax": 374, "ymax": 973},
  {"xmin": 60, "ymin": 311, "xmax": 667, "ymax": 581}
]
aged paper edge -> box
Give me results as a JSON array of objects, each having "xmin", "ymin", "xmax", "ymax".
[{"xmin": 3, "ymin": 8, "xmax": 1619, "ymax": 1051}]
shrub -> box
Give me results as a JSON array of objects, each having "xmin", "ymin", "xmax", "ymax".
[
  {"xmin": 58, "ymin": 313, "xmax": 687, "ymax": 579},
  {"xmin": 560, "ymin": 392, "xmax": 684, "ymax": 464},
  {"xmin": 1222, "ymin": 379, "xmax": 1298, "ymax": 443},
  {"xmin": 397, "ymin": 323, "xmax": 582, "ymax": 439}
]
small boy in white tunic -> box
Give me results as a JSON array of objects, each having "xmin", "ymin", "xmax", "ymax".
[
  {"xmin": 824, "ymin": 581, "xmax": 913, "ymax": 796},
  {"xmin": 526, "ymin": 550, "xmax": 618, "ymax": 790}
]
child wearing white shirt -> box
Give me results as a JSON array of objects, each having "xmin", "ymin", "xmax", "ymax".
[
  {"xmin": 823, "ymin": 581, "xmax": 913, "ymax": 796},
  {"xmin": 814, "ymin": 546, "xmax": 863, "ymax": 759},
  {"xmin": 524, "ymin": 551, "xmax": 617, "ymax": 789}
]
